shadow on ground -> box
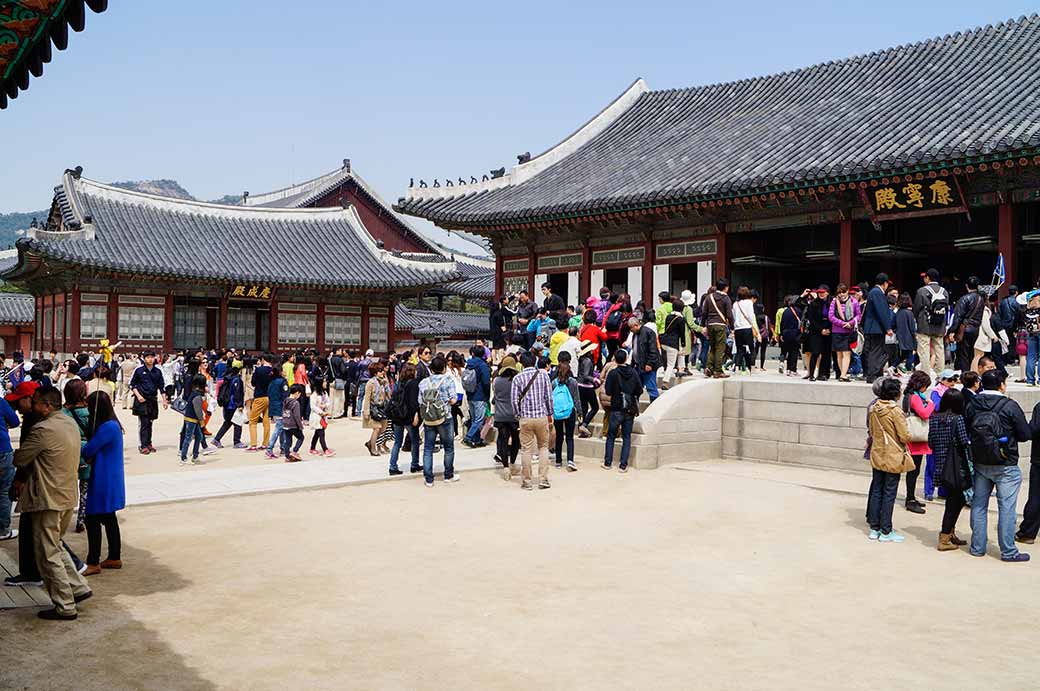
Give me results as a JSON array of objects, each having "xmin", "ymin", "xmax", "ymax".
[{"xmin": 0, "ymin": 537, "xmax": 214, "ymax": 690}]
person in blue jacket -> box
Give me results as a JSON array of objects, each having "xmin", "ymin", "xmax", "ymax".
[
  {"xmin": 81, "ymin": 391, "xmax": 125, "ymax": 574},
  {"xmin": 862, "ymin": 273, "xmax": 894, "ymax": 383},
  {"xmin": 462, "ymin": 345, "xmax": 492, "ymax": 447},
  {"xmin": 0, "ymin": 394, "xmax": 19, "ymax": 540}
]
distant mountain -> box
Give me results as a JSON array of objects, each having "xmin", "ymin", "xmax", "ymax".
[
  {"xmin": 110, "ymin": 179, "xmax": 194, "ymax": 200},
  {"xmin": 208, "ymin": 194, "xmax": 244, "ymax": 205},
  {"xmin": 0, "ymin": 211, "xmax": 45, "ymax": 249}
]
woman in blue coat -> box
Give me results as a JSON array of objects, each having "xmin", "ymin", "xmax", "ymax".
[{"xmin": 81, "ymin": 391, "xmax": 126, "ymax": 575}]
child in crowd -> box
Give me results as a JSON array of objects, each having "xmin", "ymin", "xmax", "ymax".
[
  {"xmin": 309, "ymin": 379, "xmax": 333, "ymax": 456},
  {"xmin": 281, "ymin": 384, "xmax": 305, "ymax": 462}
]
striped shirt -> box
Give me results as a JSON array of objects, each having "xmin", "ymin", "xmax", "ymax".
[{"xmin": 511, "ymin": 367, "xmax": 553, "ymax": 419}]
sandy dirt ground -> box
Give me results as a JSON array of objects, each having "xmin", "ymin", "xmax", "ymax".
[{"xmin": 1, "ymin": 457, "xmax": 1035, "ymax": 691}]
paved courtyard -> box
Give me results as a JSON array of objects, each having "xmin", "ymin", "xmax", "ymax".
[{"xmin": 1, "ymin": 458, "xmax": 1034, "ymax": 690}]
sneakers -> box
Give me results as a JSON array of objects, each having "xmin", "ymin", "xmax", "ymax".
[
  {"xmin": 309, "ymin": 449, "xmax": 320, "ymax": 455},
  {"xmin": 0, "ymin": 528, "xmax": 17, "ymax": 540},
  {"xmin": 425, "ymin": 480, "xmax": 434, "ymax": 488},
  {"xmin": 179, "ymin": 458, "xmax": 190, "ymax": 466},
  {"xmin": 264, "ymin": 450, "xmax": 277, "ymax": 459},
  {"xmin": 389, "ymin": 469, "xmax": 403, "ymax": 476},
  {"xmin": 443, "ymin": 475, "xmax": 460, "ymax": 483},
  {"xmin": 904, "ymin": 501, "xmax": 926, "ymax": 514},
  {"xmin": 1015, "ymin": 533, "xmax": 1035, "ymax": 544},
  {"xmin": 323, "ymin": 449, "xmax": 336, "ymax": 457},
  {"xmin": 538, "ymin": 480, "xmax": 551, "ymax": 490},
  {"xmin": 4, "ymin": 574, "xmax": 43, "ymax": 587},
  {"xmin": 211, "ymin": 440, "xmax": 223, "ymax": 449},
  {"xmin": 190, "ymin": 458, "xmax": 205, "ymax": 466},
  {"xmin": 1002, "ymin": 553, "xmax": 1031, "ymax": 563},
  {"xmin": 878, "ymin": 531, "xmax": 905, "ymax": 543},
  {"xmin": 38, "ymin": 608, "xmax": 78, "ymax": 621},
  {"xmin": 566, "ymin": 463, "xmax": 577, "ymax": 472},
  {"xmin": 601, "ymin": 463, "xmax": 612, "ymax": 470},
  {"xmin": 521, "ymin": 480, "xmax": 533, "ymax": 490},
  {"xmin": 619, "ymin": 466, "xmax": 628, "ymax": 473},
  {"xmin": 201, "ymin": 447, "xmax": 217, "ymax": 456},
  {"xmin": 233, "ymin": 442, "xmax": 248, "ymax": 449},
  {"xmin": 868, "ymin": 529, "xmax": 880, "ymax": 540}
]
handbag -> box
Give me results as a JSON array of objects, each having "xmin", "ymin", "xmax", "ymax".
[
  {"xmin": 333, "ymin": 378, "xmax": 346, "ymax": 391},
  {"xmin": 906, "ymin": 412, "xmax": 929, "ymax": 443},
  {"xmin": 941, "ymin": 440, "xmax": 972, "ymax": 490},
  {"xmin": 131, "ymin": 397, "xmax": 148, "ymax": 416},
  {"xmin": 369, "ymin": 404, "xmax": 387, "ymax": 422}
]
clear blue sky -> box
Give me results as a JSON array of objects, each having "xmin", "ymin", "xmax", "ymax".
[{"xmin": 1, "ymin": 0, "xmax": 1035, "ymax": 251}]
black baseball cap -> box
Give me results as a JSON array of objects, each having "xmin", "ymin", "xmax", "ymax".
[{"xmin": 921, "ymin": 268, "xmax": 940, "ymax": 281}]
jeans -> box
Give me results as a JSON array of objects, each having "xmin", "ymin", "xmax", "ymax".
[
  {"xmin": 0, "ymin": 451, "xmax": 13, "ymax": 533},
  {"xmin": 179, "ymin": 421, "xmax": 203, "ymax": 460},
  {"xmin": 640, "ymin": 370, "xmax": 659, "ymax": 402},
  {"xmin": 390, "ymin": 423, "xmax": 420, "ymax": 472},
  {"xmin": 85, "ymin": 512, "xmax": 120, "ymax": 565},
  {"xmin": 970, "ymin": 463, "xmax": 1022, "ymax": 559},
  {"xmin": 214, "ymin": 407, "xmax": 242, "ymax": 445},
  {"xmin": 578, "ymin": 386, "xmax": 599, "ymax": 427},
  {"xmin": 283, "ymin": 428, "xmax": 304, "ymax": 453},
  {"xmin": 465, "ymin": 400, "xmax": 487, "ymax": 443},
  {"xmin": 266, "ymin": 417, "xmax": 284, "ymax": 454},
  {"xmin": 706, "ymin": 324, "xmax": 728, "ymax": 375},
  {"xmin": 1026, "ymin": 334, "xmax": 1040, "ymax": 385},
  {"xmin": 355, "ymin": 380, "xmax": 370, "ymax": 417},
  {"xmin": 697, "ymin": 332, "xmax": 709, "ymax": 369},
  {"xmin": 866, "ymin": 468, "xmax": 899, "ymax": 534},
  {"xmin": 422, "ymin": 421, "xmax": 455, "ymax": 483},
  {"xmin": 553, "ymin": 413, "xmax": 576, "ymax": 466},
  {"xmin": 848, "ymin": 352, "xmax": 863, "ymax": 376},
  {"xmin": 604, "ymin": 411, "xmax": 635, "ymax": 469}
]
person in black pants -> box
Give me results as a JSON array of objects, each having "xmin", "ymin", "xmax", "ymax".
[
  {"xmin": 861, "ymin": 274, "xmax": 894, "ymax": 383},
  {"xmin": 948, "ymin": 277, "xmax": 985, "ymax": 374},
  {"xmin": 778, "ymin": 296, "xmax": 803, "ymax": 376},
  {"xmin": 129, "ymin": 352, "xmax": 168, "ymax": 454},
  {"xmin": 1017, "ymin": 397, "xmax": 1040, "ymax": 544},
  {"xmin": 928, "ymin": 390, "xmax": 971, "ymax": 550},
  {"xmin": 805, "ymin": 286, "xmax": 833, "ymax": 381}
]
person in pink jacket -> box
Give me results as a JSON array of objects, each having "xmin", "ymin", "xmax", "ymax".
[
  {"xmin": 828, "ymin": 284, "xmax": 863, "ymax": 382},
  {"xmin": 901, "ymin": 370, "xmax": 935, "ymax": 514}
]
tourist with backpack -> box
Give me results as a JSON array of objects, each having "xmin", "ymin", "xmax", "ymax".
[
  {"xmin": 866, "ymin": 377, "xmax": 916, "ymax": 542},
  {"xmin": 966, "ymin": 370, "xmax": 1032, "ymax": 561},
  {"xmin": 551, "ymin": 357, "xmax": 580, "ymax": 472},
  {"xmin": 461, "ymin": 345, "xmax": 491, "ymax": 448},
  {"xmin": 603, "ymin": 294, "xmax": 631, "ymax": 360},
  {"xmin": 386, "ymin": 363, "xmax": 421, "ymax": 476},
  {"xmin": 510, "ymin": 350, "xmax": 554, "ymax": 490},
  {"xmin": 914, "ymin": 269, "xmax": 949, "ymax": 378},
  {"xmin": 211, "ymin": 361, "xmax": 244, "ymax": 449},
  {"xmin": 417, "ymin": 356, "xmax": 459, "ymax": 487},
  {"xmin": 927, "ymin": 389, "xmax": 973, "ymax": 551},
  {"xmin": 602, "ymin": 349, "xmax": 644, "ymax": 472}
]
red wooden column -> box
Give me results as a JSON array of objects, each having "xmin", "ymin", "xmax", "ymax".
[
  {"xmin": 998, "ymin": 202, "xmax": 1017, "ymax": 298},
  {"xmin": 218, "ymin": 298, "xmax": 228, "ymax": 351},
  {"xmin": 641, "ymin": 239, "xmax": 653, "ymax": 308},
  {"xmin": 268, "ymin": 289, "xmax": 279, "ymax": 352},
  {"xmin": 360, "ymin": 305, "xmax": 370, "ymax": 353},
  {"xmin": 315, "ymin": 302, "xmax": 327, "ymax": 353},
  {"xmin": 387, "ymin": 300, "xmax": 397, "ymax": 353},
  {"xmin": 579, "ymin": 240, "xmax": 591, "ymax": 301},
  {"xmin": 494, "ymin": 251, "xmax": 504, "ymax": 299},
  {"xmin": 163, "ymin": 293, "xmax": 174, "ymax": 354},
  {"xmin": 839, "ymin": 219, "xmax": 856, "ymax": 287},
  {"xmin": 714, "ymin": 231, "xmax": 729, "ymax": 281},
  {"xmin": 526, "ymin": 245, "xmax": 536, "ymax": 294},
  {"xmin": 106, "ymin": 292, "xmax": 118, "ymax": 346},
  {"xmin": 68, "ymin": 288, "xmax": 81, "ymax": 353}
]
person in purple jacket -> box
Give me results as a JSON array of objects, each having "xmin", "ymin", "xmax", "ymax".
[
  {"xmin": 828, "ymin": 283, "xmax": 863, "ymax": 382},
  {"xmin": 594, "ymin": 287, "xmax": 612, "ymax": 325}
]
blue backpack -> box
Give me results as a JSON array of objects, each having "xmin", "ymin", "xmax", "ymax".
[{"xmin": 552, "ymin": 380, "xmax": 574, "ymax": 420}]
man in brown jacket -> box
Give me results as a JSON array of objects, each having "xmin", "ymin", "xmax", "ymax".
[{"xmin": 13, "ymin": 386, "xmax": 91, "ymax": 620}]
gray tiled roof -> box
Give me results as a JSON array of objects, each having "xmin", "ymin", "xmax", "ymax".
[
  {"xmin": 442, "ymin": 272, "xmax": 494, "ymax": 299},
  {"xmin": 395, "ymin": 305, "xmax": 488, "ymax": 337},
  {"xmin": 401, "ymin": 252, "xmax": 495, "ymax": 298},
  {"xmin": 7, "ymin": 173, "xmax": 462, "ymax": 292},
  {"xmin": 398, "ymin": 15, "xmax": 1040, "ymax": 226},
  {"xmin": 0, "ymin": 293, "xmax": 34, "ymax": 325}
]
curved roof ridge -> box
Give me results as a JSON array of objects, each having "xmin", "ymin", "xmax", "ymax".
[
  {"xmin": 71, "ymin": 175, "xmax": 352, "ymax": 218},
  {"xmin": 243, "ymin": 164, "xmax": 351, "ymax": 206},
  {"xmin": 650, "ymin": 14, "xmax": 1037, "ymax": 98}
]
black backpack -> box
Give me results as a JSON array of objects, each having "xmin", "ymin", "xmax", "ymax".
[
  {"xmin": 925, "ymin": 285, "xmax": 949, "ymax": 326},
  {"xmin": 605, "ymin": 309, "xmax": 624, "ymax": 332},
  {"xmin": 970, "ymin": 398, "xmax": 1009, "ymax": 465},
  {"xmin": 217, "ymin": 376, "xmax": 233, "ymax": 408},
  {"xmin": 386, "ymin": 384, "xmax": 411, "ymax": 424}
]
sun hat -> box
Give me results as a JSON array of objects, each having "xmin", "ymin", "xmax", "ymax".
[{"xmin": 680, "ymin": 289, "xmax": 696, "ymax": 305}]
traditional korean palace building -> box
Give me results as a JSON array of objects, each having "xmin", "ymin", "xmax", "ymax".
[
  {"xmin": 397, "ymin": 16, "xmax": 1040, "ymax": 310},
  {"xmin": 2, "ymin": 168, "xmax": 462, "ymax": 357}
]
